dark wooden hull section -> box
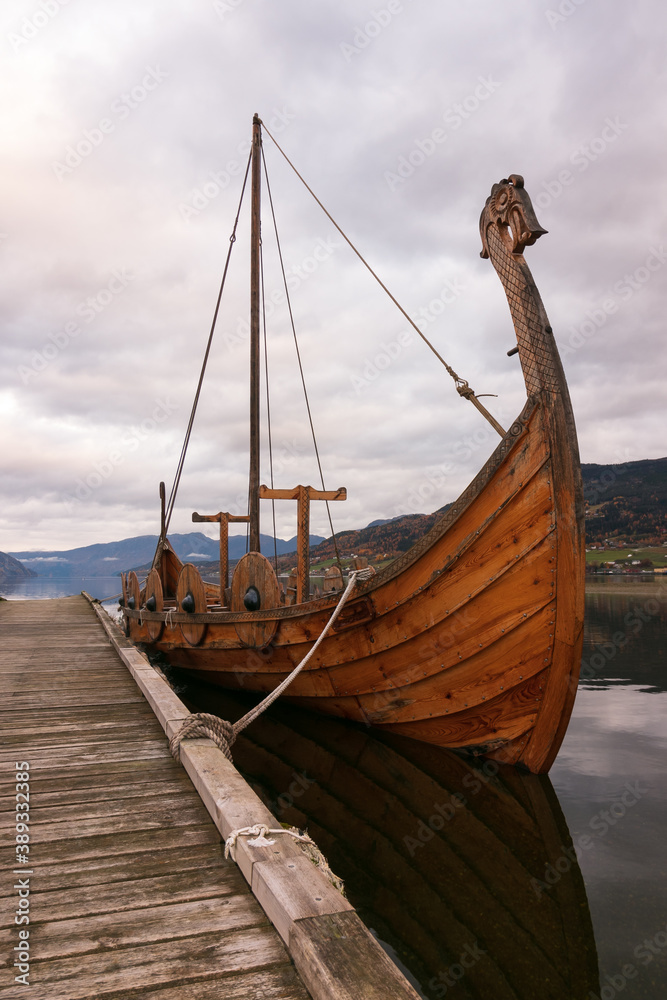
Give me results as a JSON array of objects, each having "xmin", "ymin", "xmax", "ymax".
[{"xmin": 169, "ymin": 688, "xmax": 599, "ymax": 998}]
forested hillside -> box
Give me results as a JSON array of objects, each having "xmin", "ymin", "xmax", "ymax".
[{"xmin": 275, "ymin": 457, "xmax": 667, "ymax": 569}]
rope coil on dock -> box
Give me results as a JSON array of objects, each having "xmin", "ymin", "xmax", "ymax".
[{"xmin": 169, "ymin": 714, "xmax": 236, "ymax": 761}]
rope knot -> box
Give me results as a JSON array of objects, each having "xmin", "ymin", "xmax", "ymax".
[
  {"xmin": 455, "ymin": 380, "xmax": 476, "ymax": 400},
  {"xmin": 352, "ymin": 566, "xmax": 376, "ymax": 582},
  {"xmin": 169, "ymin": 713, "xmax": 236, "ymax": 761}
]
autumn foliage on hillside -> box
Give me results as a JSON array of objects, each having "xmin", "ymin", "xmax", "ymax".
[
  {"xmin": 583, "ymin": 457, "xmax": 667, "ymax": 546},
  {"xmin": 273, "ymin": 458, "xmax": 666, "ymax": 570},
  {"xmin": 275, "ymin": 508, "xmax": 449, "ymax": 572}
]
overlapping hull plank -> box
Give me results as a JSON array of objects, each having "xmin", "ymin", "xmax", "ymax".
[{"xmin": 125, "ymin": 175, "xmax": 584, "ymax": 773}]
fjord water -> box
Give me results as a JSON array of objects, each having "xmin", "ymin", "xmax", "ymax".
[
  {"xmin": 173, "ymin": 577, "xmax": 666, "ymax": 1000},
  {"xmin": 550, "ymin": 578, "xmax": 666, "ymax": 1000},
  {"xmin": 0, "ymin": 576, "xmax": 122, "ymax": 601}
]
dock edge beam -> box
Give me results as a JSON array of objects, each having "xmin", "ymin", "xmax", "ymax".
[{"xmin": 83, "ymin": 593, "xmax": 421, "ymax": 1000}]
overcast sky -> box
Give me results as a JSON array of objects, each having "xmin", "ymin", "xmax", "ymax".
[{"xmin": 2, "ymin": 0, "xmax": 665, "ymax": 553}]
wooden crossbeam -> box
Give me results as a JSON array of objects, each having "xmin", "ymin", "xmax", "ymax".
[
  {"xmin": 192, "ymin": 511, "xmax": 250, "ymax": 602},
  {"xmin": 259, "ymin": 485, "xmax": 346, "ymax": 603}
]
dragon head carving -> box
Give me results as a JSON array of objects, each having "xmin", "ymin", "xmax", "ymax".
[{"xmin": 480, "ymin": 174, "xmax": 547, "ymax": 258}]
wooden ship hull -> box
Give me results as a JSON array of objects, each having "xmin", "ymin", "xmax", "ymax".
[
  {"xmin": 122, "ymin": 151, "xmax": 584, "ymax": 774},
  {"xmin": 167, "ymin": 685, "xmax": 600, "ymax": 998}
]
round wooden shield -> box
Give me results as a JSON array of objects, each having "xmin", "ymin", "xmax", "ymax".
[
  {"xmin": 176, "ymin": 563, "xmax": 207, "ymax": 646},
  {"xmin": 144, "ymin": 568, "xmax": 164, "ymax": 642},
  {"xmin": 127, "ymin": 571, "xmax": 141, "ymax": 613},
  {"xmin": 120, "ymin": 573, "xmax": 130, "ymax": 634},
  {"xmin": 231, "ymin": 551, "xmax": 281, "ymax": 648}
]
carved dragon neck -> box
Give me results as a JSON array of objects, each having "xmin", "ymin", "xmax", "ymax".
[{"xmin": 480, "ymin": 174, "xmax": 561, "ymax": 398}]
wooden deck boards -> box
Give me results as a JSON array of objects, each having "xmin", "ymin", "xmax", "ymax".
[{"xmin": 0, "ymin": 596, "xmax": 311, "ymax": 999}]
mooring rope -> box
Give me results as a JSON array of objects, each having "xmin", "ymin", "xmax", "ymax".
[
  {"xmin": 169, "ymin": 566, "xmax": 375, "ymax": 762},
  {"xmin": 224, "ymin": 824, "xmax": 345, "ymax": 894}
]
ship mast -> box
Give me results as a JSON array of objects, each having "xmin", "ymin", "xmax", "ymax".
[{"xmin": 248, "ymin": 114, "xmax": 262, "ymax": 551}]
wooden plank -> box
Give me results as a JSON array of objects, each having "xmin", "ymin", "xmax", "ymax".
[
  {"xmin": 0, "ymin": 775, "xmax": 189, "ymax": 811},
  {"xmin": 115, "ymin": 968, "xmax": 311, "ymax": 1000},
  {"xmin": 0, "ymin": 799, "xmax": 218, "ymax": 848},
  {"xmin": 0, "ymin": 868, "xmax": 247, "ymax": 927},
  {"xmin": 0, "ymin": 927, "xmax": 290, "ymax": 1000},
  {"xmin": 3, "ymin": 844, "xmax": 226, "ymax": 893},
  {"xmin": 17, "ymin": 824, "xmax": 221, "ymax": 866},
  {"xmin": 0, "ymin": 896, "xmax": 267, "ymax": 963},
  {"xmin": 290, "ymin": 911, "xmax": 420, "ymax": 1000}
]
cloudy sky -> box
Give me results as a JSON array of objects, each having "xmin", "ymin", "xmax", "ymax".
[{"xmin": 2, "ymin": 0, "xmax": 665, "ymax": 554}]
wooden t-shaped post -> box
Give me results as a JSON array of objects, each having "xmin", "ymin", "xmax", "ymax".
[
  {"xmin": 259, "ymin": 485, "xmax": 346, "ymax": 603},
  {"xmin": 192, "ymin": 511, "xmax": 250, "ymax": 604}
]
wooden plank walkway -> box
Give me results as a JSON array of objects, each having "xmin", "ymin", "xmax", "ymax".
[{"xmin": 0, "ymin": 596, "xmax": 312, "ymax": 999}]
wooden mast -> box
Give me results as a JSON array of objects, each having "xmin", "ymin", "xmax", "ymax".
[{"xmin": 248, "ymin": 114, "xmax": 262, "ymax": 552}]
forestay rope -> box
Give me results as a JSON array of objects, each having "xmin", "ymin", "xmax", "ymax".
[
  {"xmin": 261, "ymin": 148, "xmax": 345, "ymax": 575},
  {"xmin": 260, "ymin": 121, "xmax": 506, "ymax": 437}
]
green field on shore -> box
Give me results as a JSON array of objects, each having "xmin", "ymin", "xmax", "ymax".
[{"xmin": 586, "ymin": 546, "xmax": 667, "ymax": 568}]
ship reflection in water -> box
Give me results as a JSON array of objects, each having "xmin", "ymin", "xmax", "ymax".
[{"xmin": 171, "ymin": 677, "xmax": 599, "ymax": 999}]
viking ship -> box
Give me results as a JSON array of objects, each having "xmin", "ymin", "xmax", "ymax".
[{"xmin": 121, "ymin": 115, "xmax": 584, "ymax": 774}]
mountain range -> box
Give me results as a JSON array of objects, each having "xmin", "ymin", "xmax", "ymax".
[
  {"xmin": 7, "ymin": 458, "xmax": 665, "ymax": 578},
  {"xmin": 0, "ymin": 551, "xmax": 37, "ymax": 585},
  {"xmin": 8, "ymin": 531, "xmax": 325, "ymax": 579}
]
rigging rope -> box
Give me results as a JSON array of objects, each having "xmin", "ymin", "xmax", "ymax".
[
  {"xmin": 260, "ymin": 121, "xmax": 506, "ymax": 438},
  {"xmin": 259, "ymin": 236, "xmax": 279, "ymax": 572},
  {"xmin": 261, "ymin": 148, "xmax": 345, "ymax": 575},
  {"xmin": 163, "ymin": 150, "xmax": 253, "ymax": 535}
]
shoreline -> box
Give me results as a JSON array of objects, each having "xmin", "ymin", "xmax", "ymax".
[{"xmin": 585, "ymin": 577, "xmax": 666, "ymax": 598}]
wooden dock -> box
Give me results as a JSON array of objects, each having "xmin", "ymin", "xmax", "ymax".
[{"xmin": 0, "ymin": 596, "xmax": 419, "ymax": 1000}]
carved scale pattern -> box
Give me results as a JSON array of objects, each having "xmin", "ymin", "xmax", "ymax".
[{"xmin": 485, "ymin": 223, "xmax": 560, "ymax": 396}]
